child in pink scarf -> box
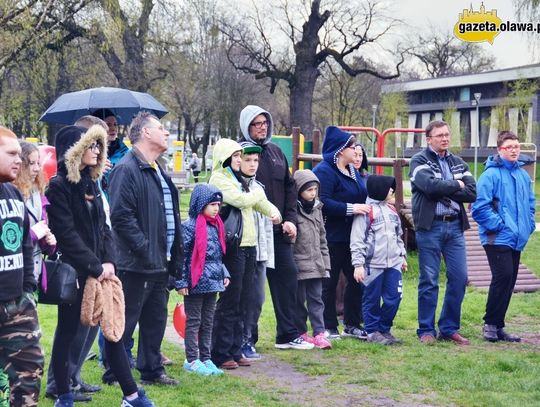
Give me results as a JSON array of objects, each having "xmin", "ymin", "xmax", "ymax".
[{"xmin": 176, "ymin": 184, "xmax": 230, "ymax": 376}]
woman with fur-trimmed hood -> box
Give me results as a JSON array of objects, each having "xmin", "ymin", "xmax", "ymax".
[{"xmin": 46, "ymin": 125, "xmax": 155, "ymax": 407}]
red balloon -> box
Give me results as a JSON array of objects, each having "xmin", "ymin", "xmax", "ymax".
[
  {"xmin": 173, "ymin": 303, "xmax": 186, "ymax": 339},
  {"xmin": 38, "ymin": 145, "xmax": 57, "ymax": 182}
]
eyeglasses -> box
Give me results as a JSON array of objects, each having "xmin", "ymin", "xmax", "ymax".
[
  {"xmin": 88, "ymin": 143, "xmax": 102, "ymax": 152},
  {"xmin": 429, "ymin": 133, "xmax": 450, "ymax": 139},
  {"xmin": 250, "ymin": 120, "xmax": 269, "ymax": 129},
  {"xmin": 500, "ymin": 144, "xmax": 520, "ymax": 151}
]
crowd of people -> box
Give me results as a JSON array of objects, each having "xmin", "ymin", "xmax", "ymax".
[{"xmin": 0, "ymin": 107, "xmax": 535, "ymax": 406}]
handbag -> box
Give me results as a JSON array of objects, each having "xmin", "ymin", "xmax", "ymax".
[
  {"xmin": 38, "ymin": 252, "xmax": 79, "ymax": 305},
  {"xmin": 219, "ymin": 204, "xmax": 243, "ymax": 251}
]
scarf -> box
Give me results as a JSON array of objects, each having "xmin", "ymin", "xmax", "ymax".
[
  {"xmin": 299, "ymin": 197, "xmax": 316, "ymax": 214},
  {"xmin": 191, "ymin": 213, "xmax": 227, "ymax": 288}
]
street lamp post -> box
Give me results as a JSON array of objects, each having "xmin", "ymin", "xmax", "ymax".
[
  {"xmin": 473, "ymin": 92, "xmax": 482, "ymax": 179},
  {"xmin": 371, "ymin": 104, "xmax": 378, "ymax": 158}
]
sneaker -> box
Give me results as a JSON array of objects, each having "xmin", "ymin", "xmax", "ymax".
[
  {"xmin": 274, "ymin": 336, "xmax": 315, "ymax": 350},
  {"xmin": 183, "ymin": 359, "xmax": 213, "ymax": 376},
  {"xmin": 381, "ymin": 331, "xmax": 402, "ymax": 345},
  {"xmin": 312, "ymin": 333, "xmax": 332, "ymax": 349},
  {"xmin": 47, "ymin": 391, "xmax": 92, "ymax": 402},
  {"xmin": 241, "ymin": 342, "xmax": 261, "ymax": 359},
  {"xmin": 342, "ymin": 325, "xmax": 368, "ymax": 340},
  {"xmin": 300, "ymin": 332, "xmax": 315, "ymax": 344},
  {"xmin": 54, "ymin": 393, "xmax": 74, "ymax": 407},
  {"xmin": 121, "ymin": 389, "xmax": 155, "ymax": 407},
  {"xmin": 76, "ymin": 382, "xmax": 102, "ymax": 393},
  {"xmin": 140, "ymin": 374, "xmax": 179, "ymax": 386},
  {"xmin": 202, "ymin": 359, "xmax": 224, "ymax": 375},
  {"xmin": 324, "ymin": 329, "xmax": 341, "ymax": 340},
  {"xmin": 367, "ymin": 331, "xmax": 392, "ymax": 345}
]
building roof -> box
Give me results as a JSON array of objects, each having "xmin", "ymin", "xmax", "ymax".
[{"xmin": 381, "ymin": 63, "xmax": 540, "ymax": 93}]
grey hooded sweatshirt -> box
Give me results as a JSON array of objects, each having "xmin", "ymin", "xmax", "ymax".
[{"xmin": 350, "ymin": 197, "xmax": 406, "ymax": 285}]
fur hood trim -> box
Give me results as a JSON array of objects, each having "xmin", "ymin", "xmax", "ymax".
[{"xmin": 64, "ymin": 125, "xmax": 107, "ymax": 184}]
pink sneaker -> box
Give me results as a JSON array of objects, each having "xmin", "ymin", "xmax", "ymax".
[
  {"xmin": 301, "ymin": 332, "xmax": 315, "ymax": 344},
  {"xmin": 312, "ymin": 333, "xmax": 332, "ymax": 349}
]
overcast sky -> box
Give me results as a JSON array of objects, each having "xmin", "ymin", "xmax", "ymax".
[{"xmin": 393, "ymin": 0, "xmax": 537, "ymax": 69}]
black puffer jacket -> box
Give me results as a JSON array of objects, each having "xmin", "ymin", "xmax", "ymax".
[
  {"xmin": 108, "ymin": 147, "xmax": 183, "ymax": 277},
  {"xmin": 46, "ymin": 125, "xmax": 115, "ymax": 278}
]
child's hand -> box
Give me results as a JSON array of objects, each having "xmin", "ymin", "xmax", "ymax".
[
  {"xmin": 353, "ymin": 266, "xmax": 365, "ymax": 283},
  {"xmin": 177, "ymin": 288, "xmax": 188, "ymax": 296},
  {"xmin": 224, "ymin": 278, "xmax": 230, "ymax": 288},
  {"xmin": 402, "ymin": 258, "xmax": 408, "ymax": 272}
]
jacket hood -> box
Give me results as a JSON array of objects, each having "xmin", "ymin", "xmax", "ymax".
[
  {"xmin": 485, "ymin": 153, "xmax": 530, "ymax": 169},
  {"xmin": 188, "ymin": 184, "xmax": 223, "ymax": 219},
  {"xmin": 55, "ymin": 125, "xmax": 107, "ymax": 183},
  {"xmin": 212, "ymin": 138, "xmax": 243, "ymax": 172},
  {"xmin": 239, "ymin": 105, "xmax": 273, "ymax": 145},
  {"xmin": 293, "ymin": 170, "xmax": 320, "ymax": 194},
  {"xmin": 322, "ymin": 126, "xmax": 355, "ymax": 166},
  {"xmin": 367, "ymin": 174, "xmax": 396, "ymax": 201}
]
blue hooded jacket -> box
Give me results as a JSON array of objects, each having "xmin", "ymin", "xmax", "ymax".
[
  {"xmin": 313, "ymin": 126, "xmax": 367, "ymax": 243},
  {"xmin": 471, "ymin": 154, "xmax": 536, "ymax": 251},
  {"xmin": 176, "ymin": 184, "xmax": 230, "ymax": 294}
]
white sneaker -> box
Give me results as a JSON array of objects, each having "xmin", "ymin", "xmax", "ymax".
[{"xmin": 275, "ymin": 336, "xmax": 315, "ymax": 350}]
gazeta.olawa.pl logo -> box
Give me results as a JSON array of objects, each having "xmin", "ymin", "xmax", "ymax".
[{"xmin": 454, "ymin": 2, "xmax": 540, "ymax": 44}]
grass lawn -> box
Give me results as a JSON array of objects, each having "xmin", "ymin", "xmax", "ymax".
[{"xmin": 35, "ymin": 232, "xmax": 540, "ymax": 406}]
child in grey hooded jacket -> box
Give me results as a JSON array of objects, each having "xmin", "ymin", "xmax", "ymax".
[{"xmin": 350, "ymin": 175, "xmax": 407, "ymax": 345}]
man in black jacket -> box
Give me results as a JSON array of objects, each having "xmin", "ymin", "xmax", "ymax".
[
  {"xmin": 409, "ymin": 120, "xmax": 476, "ymax": 346},
  {"xmin": 108, "ymin": 112, "xmax": 183, "ymax": 385},
  {"xmin": 0, "ymin": 127, "xmax": 43, "ymax": 406},
  {"xmin": 239, "ymin": 105, "xmax": 313, "ymax": 351}
]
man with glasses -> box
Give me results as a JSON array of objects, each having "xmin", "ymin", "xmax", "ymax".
[
  {"xmin": 409, "ymin": 120, "xmax": 476, "ymax": 345},
  {"xmin": 107, "ymin": 112, "xmax": 183, "ymax": 385},
  {"xmin": 239, "ymin": 105, "xmax": 314, "ymax": 351},
  {"xmin": 472, "ymin": 131, "xmax": 535, "ymax": 343}
]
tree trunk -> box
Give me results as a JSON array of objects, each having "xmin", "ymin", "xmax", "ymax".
[{"xmin": 289, "ymin": 66, "xmax": 318, "ymax": 139}]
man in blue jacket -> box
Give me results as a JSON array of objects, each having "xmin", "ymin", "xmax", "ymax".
[
  {"xmin": 472, "ymin": 131, "xmax": 535, "ymax": 342},
  {"xmin": 409, "ymin": 120, "xmax": 476, "ymax": 345}
]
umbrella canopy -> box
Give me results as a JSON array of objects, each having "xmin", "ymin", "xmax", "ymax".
[{"xmin": 39, "ymin": 87, "xmax": 168, "ymax": 125}]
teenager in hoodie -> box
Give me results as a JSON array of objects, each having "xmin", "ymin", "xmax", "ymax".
[
  {"xmin": 209, "ymin": 138, "xmax": 283, "ymax": 368},
  {"xmin": 350, "ymin": 175, "xmax": 407, "ymax": 345},
  {"xmin": 293, "ymin": 170, "xmax": 332, "ymax": 350},
  {"xmin": 312, "ymin": 126, "xmax": 370, "ymax": 340},
  {"xmin": 239, "ymin": 105, "xmax": 314, "ymax": 350},
  {"xmin": 472, "ymin": 131, "xmax": 535, "ymax": 343},
  {"xmin": 46, "ymin": 125, "xmax": 155, "ymax": 407},
  {"xmin": 176, "ymin": 184, "xmax": 230, "ymax": 376},
  {"xmin": 0, "ymin": 127, "xmax": 43, "ymax": 407}
]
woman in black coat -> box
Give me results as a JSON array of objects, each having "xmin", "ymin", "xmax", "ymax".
[{"xmin": 46, "ymin": 125, "xmax": 154, "ymax": 407}]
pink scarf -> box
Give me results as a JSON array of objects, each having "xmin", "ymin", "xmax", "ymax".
[{"xmin": 191, "ymin": 213, "xmax": 226, "ymax": 288}]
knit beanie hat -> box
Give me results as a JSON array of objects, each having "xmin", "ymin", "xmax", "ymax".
[
  {"xmin": 299, "ymin": 180, "xmax": 318, "ymax": 195},
  {"xmin": 367, "ymin": 175, "xmax": 396, "ymax": 201}
]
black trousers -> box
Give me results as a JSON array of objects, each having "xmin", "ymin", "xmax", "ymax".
[
  {"xmin": 212, "ymin": 246, "xmax": 256, "ymax": 365},
  {"xmin": 323, "ymin": 244, "xmax": 364, "ymax": 330},
  {"xmin": 51, "ymin": 283, "xmax": 136, "ymax": 397},
  {"xmin": 105, "ymin": 272, "xmax": 169, "ymax": 381},
  {"xmin": 483, "ymin": 245, "xmax": 520, "ymax": 328},
  {"xmin": 266, "ymin": 234, "xmax": 300, "ymax": 344}
]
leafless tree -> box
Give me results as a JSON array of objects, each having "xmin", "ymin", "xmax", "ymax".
[
  {"xmin": 220, "ymin": 0, "xmax": 406, "ymax": 137},
  {"xmin": 407, "ymin": 29, "xmax": 496, "ymax": 78}
]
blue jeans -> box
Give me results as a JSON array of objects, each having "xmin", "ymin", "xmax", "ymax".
[
  {"xmin": 416, "ymin": 220, "xmax": 468, "ymax": 337},
  {"xmin": 362, "ymin": 268, "xmax": 402, "ymax": 334}
]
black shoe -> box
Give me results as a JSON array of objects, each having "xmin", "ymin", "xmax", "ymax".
[
  {"xmin": 483, "ymin": 324, "xmax": 499, "ymax": 342},
  {"xmin": 497, "ymin": 328, "xmax": 521, "ymax": 342},
  {"xmin": 46, "ymin": 391, "xmax": 92, "ymax": 403},
  {"xmin": 140, "ymin": 374, "xmax": 179, "ymax": 386},
  {"xmin": 102, "ymin": 374, "xmax": 118, "ymax": 385},
  {"xmin": 77, "ymin": 382, "xmax": 101, "ymax": 393}
]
